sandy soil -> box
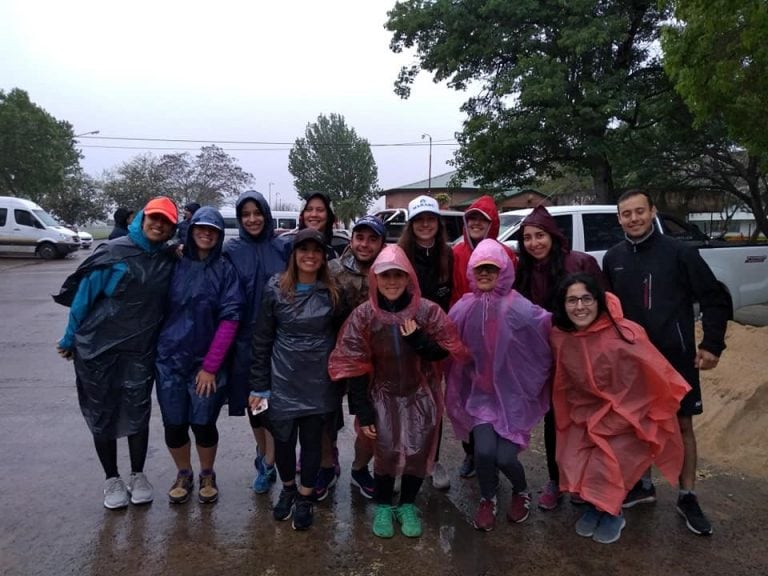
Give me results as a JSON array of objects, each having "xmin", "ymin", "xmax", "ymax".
[{"xmin": 695, "ymin": 321, "xmax": 768, "ymax": 477}]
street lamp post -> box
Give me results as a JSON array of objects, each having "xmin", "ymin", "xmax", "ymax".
[
  {"xmin": 74, "ymin": 130, "xmax": 100, "ymax": 138},
  {"xmin": 421, "ymin": 133, "xmax": 432, "ymax": 192},
  {"xmin": 268, "ymin": 182, "xmax": 274, "ymax": 206}
]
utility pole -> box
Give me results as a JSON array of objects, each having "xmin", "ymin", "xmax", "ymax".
[
  {"xmin": 268, "ymin": 182, "xmax": 274, "ymax": 206},
  {"xmin": 421, "ymin": 133, "xmax": 432, "ymax": 192}
]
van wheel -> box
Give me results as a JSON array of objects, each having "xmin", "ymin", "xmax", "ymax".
[{"xmin": 37, "ymin": 242, "xmax": 59, "ymax": 260}]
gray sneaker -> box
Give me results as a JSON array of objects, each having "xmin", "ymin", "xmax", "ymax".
[
  {"xmin": 103, "ymin": 477, "xmax": 130, "ymax": 510},
  {"xmin": 431, "ymin": 462, "xmax": 451, "ymax": 490},
  {"xmin": 127, "ymin": 472, "xmax": 154, "ymax": 505}
]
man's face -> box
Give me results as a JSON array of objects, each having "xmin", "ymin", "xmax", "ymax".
[
  {"xmin": 350, "ymin": 227, "xmax": 384, "ymax": 265},
  {"xmin": 618, "ymin": 194, "xmax": 657, "ymax": 239}
]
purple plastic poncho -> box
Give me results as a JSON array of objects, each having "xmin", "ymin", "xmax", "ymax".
[
  {"xmin": 328, "ymin": 245, "xmax": 467, "ymax": 477},
  {"xmin": 444, "ymin": 239, "xmax": 552, "ymax": 449}
]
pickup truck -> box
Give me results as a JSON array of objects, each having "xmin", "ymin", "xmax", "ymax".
[{"xmin": 496, "ymin": 205, "xmax": 768, "ymax": 316}]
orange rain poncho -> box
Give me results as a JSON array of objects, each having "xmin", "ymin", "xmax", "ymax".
[
  {"xmin": 328, "ymin": 245, "xmax": 467, "ymax": 477},
  {"xmin": 550, "ymin": 294, "xmax": 690, "ymax": 515}
]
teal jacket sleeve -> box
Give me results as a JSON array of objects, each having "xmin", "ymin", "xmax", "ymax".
[{"xmin": 58, "ymin": 263, "xmax": 128, "ymax": 350}]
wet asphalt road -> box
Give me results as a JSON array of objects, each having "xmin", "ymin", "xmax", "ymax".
[{"xmin": 1, "ymin": 253, "xmax": 767, "ymax": 576}]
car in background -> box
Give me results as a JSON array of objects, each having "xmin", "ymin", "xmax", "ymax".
[
  {"xmin": 76, "ymin": 230, "xmax": 93, "ymax": 249},
  {"xmin": 220, "ymin": 207, "xmax": 299, "ymax": 240},
  {"xmin": 374, "ymin": 208, "xmax": 465, "ymax": 243}
]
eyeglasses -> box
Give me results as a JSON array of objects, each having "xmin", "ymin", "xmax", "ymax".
[
  {"xmin": 474, "ymin": 264, "xmax": 500, "ymax": 274},
  {"xmin": 565, "ymin": 295, "xmax": 596, "ymax": 307}
]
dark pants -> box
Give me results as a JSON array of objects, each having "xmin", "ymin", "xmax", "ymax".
[
  {"xmin": 473, "ymin": 423, "xmax": 526, "ymax": 501},
  {"xmin": 544, "ymin": 408, "xmax": 559, "ymax": 484},
  {"xmin": 93, "ymin": 427, "xmax": 149, "ymax": 479},
  {"xmin": 374, "ymin": 474, "xmax": 423, "ymax": 506},
  {"xmin": 270, "ymin": 414, "xmax": 326, "ymax": 489}
]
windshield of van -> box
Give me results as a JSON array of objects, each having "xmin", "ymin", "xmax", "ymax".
[{"xmin": 33, "ymin": 209, "xmax": 59, "ymax": 227}]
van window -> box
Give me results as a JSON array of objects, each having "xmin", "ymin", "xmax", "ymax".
[
  {"xmin": 223, "ymin": 217, "xmax": 239, "ymax": 230},
  {"xmin": 0, "ymin": 208, "xmax": 6, "ymax": 227},
  {"xmin": 15, "ymin": 209, "xmax": 40, "ymax": 228},
  {"xmin": 276, "ymin": 218, "xmax": 297, "ymax": 230},
  {"xmin": 552, "ymin": 215, "xmax": 574, "ymax": 247},
  {"xmin": 583, "ymin": 213, "xmax": 624, "ymax": 252}
]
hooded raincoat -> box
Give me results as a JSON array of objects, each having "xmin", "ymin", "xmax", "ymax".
[
  {"xmin": 514, "ymin": 205, "xmax": 604, "ymax": 311},
  {"xmin": 223, "ymin": 191, "xmax": 290, "ymax": 416},
  {"xmin": 445, "ymin": 240, "xmax": 552, "ymax": 450},
  {"xmin": 328, "ymin": 245, "xmax": 466, "ymax": 477},
  {"xmin": 155, "ymin": 207, "xmax": 243, "ymax": 426},
  {"xmin": 451, "ymin": 195, "xmax": 519, "ymax": 306},
  {"xmin": 54, "ymin": 209, "xmax": 176, "ymax": 438},
  {"xmin": 249, "ymin": 274, "xmax": 338, "ymax": 420},
  {"xmin": 550, "ymin": 294, "xmax": 690, "ymax": 515}
]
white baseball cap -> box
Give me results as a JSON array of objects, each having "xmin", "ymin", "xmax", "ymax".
[{"xmin": 408, "ymin": 195, "xmax": 440, "ymax": 220}]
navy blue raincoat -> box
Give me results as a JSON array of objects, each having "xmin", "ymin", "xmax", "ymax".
[
  {"xmin": 223, "ymin": 191, "xmax": 290, "ymax": 415},
  {"xmin": 155, "ymin": 207, "xmax": 243, "ymax": 426},
  {"xmin": 54, "ymin": 210, "xmax": 176, "ymax": 439}
]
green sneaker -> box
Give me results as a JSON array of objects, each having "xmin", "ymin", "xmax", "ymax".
[
  {"xmin": 372, "ymin": 504, "xmax": 395, "ymax": 538},
  {"xmin": 395, "ymin": 503, "xmax": 423, "ymax": 538}
]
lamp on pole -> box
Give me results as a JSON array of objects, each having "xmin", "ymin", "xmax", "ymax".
[
  {"xmin": 421, "ymin": 133, "xmax": 432, "ymax": 192},
  {"xmin": 74, "ymin": 130, "xmax": 100, "ymax": 138},
  {"xmin": 268, "ymin": 182, "xmax": 274, "ymax": 206}
]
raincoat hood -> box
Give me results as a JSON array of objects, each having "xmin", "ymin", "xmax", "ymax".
[
  {"xmin": 368, "ymin": 245, "xmax": 421, "ymax": 317},
  {"xmin": 236, "ymin": 190, "xmax": 275, "ymax": 242},
  {"xmin": 183, "ymin": 206, "xmax": 225, "ymax": 261},
  {"xmin": 129, "ymin": 208, "xmax": 175, "ymax": 253},
  {"xmin": 462, "ymin": 195, "xmax": 502, "ymax": 248},
  {"xmin": 299, "ymin": 191, "xmax": 336, "ymax": 246},
  {"xmin": 517, "ymin": 205, "xmax": 569, "ymax": 253},
  {"xmin": 467, "ymin": 239, "xmax": 515, "ymax": 295}
]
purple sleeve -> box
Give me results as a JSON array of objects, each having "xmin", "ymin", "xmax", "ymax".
[{"xmin": 202, "ymin": 319, "xmax": 239, "ymax": 374}]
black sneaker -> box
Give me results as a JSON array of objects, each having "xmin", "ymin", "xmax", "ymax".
[
  {"xmin": 676, "ymin": 493, "xmax": 713, "ymax": 535},
  {"xmin": 273, "ymin": 487, "xmax": 297, "ymax": 521},
  {"xmin": 292, "ymin": 496, "xmax": 314, "ymax": 531},
  {"xmin": 622, "ymin": 480, "xmax": 657, "ymax": 509}
]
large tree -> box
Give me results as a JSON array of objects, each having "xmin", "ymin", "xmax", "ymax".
[
  {"xmin": 158, "ymin": 145, "xmax": 254, "ymax": 206},
  {"xmin": 386, "ymin": 1, "xmax": 679, "ymax": 203},
  {"xmin": 102, "ymin": 146, "xmax": 253, "ymax": 211},
  {"xmin": 662, "ymin": 0, "xmax": 768, "ymax": 236},
  {"xmin": 0, "ymin": 88, "xmax": 81, "ymax": 202},
  {"xmin": 288, "ymin": 113, "xmax": 380, "ymax": 223},
  {"xmin": 44, "ymin": 170, "xmax": 107, "ymax": 226}
]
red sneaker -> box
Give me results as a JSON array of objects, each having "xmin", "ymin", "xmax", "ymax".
[
  {"xmin": 507, "ymin": 492, "xmax": 531, "ymax": 523},
  {"xmin": 538, "ymin": 480, "xmax": 562, "ymax": 511},
  {"xmin": 472, "ymin": 498, "xmax": 497, "ymax": 531}
]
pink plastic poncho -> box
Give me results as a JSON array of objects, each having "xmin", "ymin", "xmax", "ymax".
[
  {"xmin": 444, "ymin": 239, "xmax": 552, "ymax": 450},
  {"xmin": 550, "ymin": 293, "xmax": 690, "ymax": 515},
  {"xmin": 328, "ymin": 245, "xmax": 466, "ymax": 477}
]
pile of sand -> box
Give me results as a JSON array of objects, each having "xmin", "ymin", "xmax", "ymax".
[{"xmin": 695, "ymin": 321, "xmax": 768, "ymax": 477}]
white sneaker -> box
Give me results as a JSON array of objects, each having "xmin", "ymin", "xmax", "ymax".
[
  {"xmin": 431, "ymin": 462, "xmax": 451, "ymax": 490},
  {"xmin": 103, "ymin": 477, "xmax": 130, "ymax": 510},
  {"xmin": 127, "ymin": 472, "xmax": 154, "ymax": 505}
]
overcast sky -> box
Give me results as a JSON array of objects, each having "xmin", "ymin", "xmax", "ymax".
[{"xmin": 1, "ymin": 0, "xmax": 471, "ymax": 209}]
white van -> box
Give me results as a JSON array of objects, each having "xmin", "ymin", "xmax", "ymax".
[
  {"xmin": 220, "ymin": 207, "xmax": 299, "ymax": 240},
  {"xmin": 0, "ymin": 196, "xmax": 80, "ymax": 259}
]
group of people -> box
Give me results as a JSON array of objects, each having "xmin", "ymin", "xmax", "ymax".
[{"xmin": 55, "ymin": 188, "xmax": 729, "ymax": 544}]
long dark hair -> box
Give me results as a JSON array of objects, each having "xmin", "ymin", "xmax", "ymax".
[
  {"xmin": 397, "ymin": 216, "xmax": 452, "ymax": 284},
  {"xmin": 278, "ymin": 240, "xmax": 339, "ymax": 307},
  {"xmin": 513, "ymin": 230, "xmax": 566, "ymax": 309},
  {"xmin": 553, "ymin": 273, "xmax": 633, "ymax": 343},
  {"xmin": 299, "ymin": 192, "xmax": 336, "ymax": 246}
]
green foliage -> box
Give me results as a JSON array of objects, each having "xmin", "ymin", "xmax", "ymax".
[
  {"xmin": 102, "ymin": 146, "xmax": 253, "ymax": 210},
  {"xmin": 0, "ymin": 88, "xmax": 81, "ymax": 202},
  {"xmin": 386, "ymin": 1, "xmax": 677, "ymax": 202},
  {"xmin": 44, "ymin": 170, "xmax": 107, "ymax": 225},
  {"xmin": 288, "ymin": 113, "xmax": 380, "ymax": 223},
  {"xmin": 662, "ymin": 0, "xmax": 768, "ymax": 160}
]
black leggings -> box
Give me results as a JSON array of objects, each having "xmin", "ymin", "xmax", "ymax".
[
  {"xmin": 164, "ymin": 423, "xmax": 219, "ymax": 449},
  {"xmin": 374, "ymin": 474, "xmax": 423, "ymax": 505},
  {"xmin": 544, "ymin": 408, "xmax": 559, "ymax": 484},
  {"xmin": 93, "ymin": 427, "xmax": 149, "ymax": 479},
  {"xmin": 271, "ymin": 414, "xmax": 325, "ymax": 489}
]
